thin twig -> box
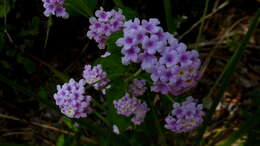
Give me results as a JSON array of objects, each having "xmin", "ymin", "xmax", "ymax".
[
  {"xmin": 179, "ymin": 1, "xmax": 229, "ymax": 40},
  {"xmin": 0, "ymin": 113, "xmax": 98, "ymax": 144}
]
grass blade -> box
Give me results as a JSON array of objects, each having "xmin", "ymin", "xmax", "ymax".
[
  {"xmin": 195, "ymin": 0, "xmax": 210, "ymax": 50},
  {"xmin": 163, "ymin": 0, "xmax": 175, "ymax": 34},
  {"xmin": 149, "ymin": 98, "xmax": 168, "ymax": 146}
]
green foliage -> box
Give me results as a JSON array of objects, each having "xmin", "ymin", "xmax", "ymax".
[
  {"xmin": 56, "ymin": 135, "xmax": 65, "ymax": 146},
  {"xmin": 63, "ymin": 117, "xmax": 79, "ymax": 132},
  {"xmin": 163, "ymin": 0, "xmax": 176, "ymax": 34},
  {"xmin": 96, "ymin": 31, "xmax": 131, "ymax": 132},
  {"xmin": 16, "ymin": 55, "xmax": 36, "ymax": 74},
  {"xmin": 0, "ymin": 0, "xmax": 12, "ymax": 18},
  {"xmin": 64, "ymin": 0, "xmax": 97, "ymax": 17},
  {"xmin": 116, "ymin": 6, "xmax": 138, "ymax": 20},
  {"xmin": 95, "ymin": 31, "xmax": 127, "ymax": 79}
]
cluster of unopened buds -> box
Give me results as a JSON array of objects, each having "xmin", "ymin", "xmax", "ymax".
[{"xmin": 48, "ymin": 5, "xmax": 205, "ymax": 134}]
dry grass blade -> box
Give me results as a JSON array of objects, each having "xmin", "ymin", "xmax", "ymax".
[{"xmin": 0, "ymin": 113, "xmax": 98, "ymax": 145}]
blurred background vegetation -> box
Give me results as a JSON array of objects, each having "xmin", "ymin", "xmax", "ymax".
[{"xmin": 0, "ymin": 0, "xmax": 259, "ymax": 145}]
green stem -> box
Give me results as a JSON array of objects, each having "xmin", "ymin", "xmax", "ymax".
[
  {"xmin": 91, "ymin": 98, "xmax": 106, "ymax": 111},
  {"xmin": 165, "ymin": 95, "xmax": 175, "ymax": 103},
  {"xmin": 195, "ymin": 0, "xmax": 210, "ymax": 50},
  {"xmin": 93, "ymin": 110, "xmax": 110, "ymax": 127},
  {"xmin": 149, "ymin": 98, "xmax": 168, "ymax": 146},
  {"xmin": 163, "ymin": 0, "xmax": 175, "ymax": 34},
  {"xmin": 124, "ymin": 68, "xmax": 143, "ymax": 82},
  {"xmin": 44, "ymin": 18, "xmax": 52, "ymax": 49},
  {"xmin": 196, "ymin": 8, "xmax": 260, "ymax": 146}
]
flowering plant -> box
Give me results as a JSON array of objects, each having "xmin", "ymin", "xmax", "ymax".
[{"xmin": 39, "ymin": 0, "xmax": 260, "ymax": 145}]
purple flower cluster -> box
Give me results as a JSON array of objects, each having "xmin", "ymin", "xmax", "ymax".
[
  {"xmin": 165, "ymin": 96, "xmax": 204, "ymax": 133},
  {"xmin": 83, "ymin": 64, "xmax": 110, "ymax": 94},
  {"xmin": 113, "ymin": 93, "xmax": 149, "ymax": 125},
  {"xmin": 53, "ymin": 79, "xmax": 92, "ymax": 118},
  {"xmin": 116, "ymin": 18, "xmax": 202, "ymax": 95},
  {"xmin": 87, "ymin": 8, "xmax": 125, "ymax": 49},
  {"xmin": 42, "ymin": 0, "xmax": 69, "ymax": 19},
  {"xmin": 129, "ymin": 79, "xmax": 146, "ymax": 97}
]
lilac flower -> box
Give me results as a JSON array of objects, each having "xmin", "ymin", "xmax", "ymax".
[
  {"xmin": 53, "ymin": 79, "xmax": 92, "ymax": 118},
  {"xmin": 121, "ymin": 47, "xmax": 140, "ymax": 65},
  {"xmin": 87, "ymin": 8, "xmax": 125, "ymax": 49},
  {"xmin": 113, "ymin": 93, "xmax": 141, "ymax": 116},
  {"xmin": 151, "ymin": 81, "xmax": 169, "ymax": 95},
  {"xmin": 95, "ymin": 9, "xmax": 111, "ymax": 22},
  {"xmin": 116, "ymin": 17, "xmax": 202, "ymax": 95},
  {"xmin": 160, "ymin": 67, "xmax": 177, "ymax": 83},
  {"xmin": 42, "ymin": 0, "xmax": 69, "ymax": 19},
  {"xmin": 113, "ymin": 93, "xmax": 149, "ymax": 125},
  {"xmin": 124, "ymin": 18, "xmax": 142, "ymax": 31},
  {"xmin": 129, "ymin": 79, "xmax": 146, "ymax": 97},
  {"xmin": 142, "ymin": 35, "xmax": 162, "ymax": 54},
  {"xmin": 141, "ymin": 18, "xmax": 161, "ymax": 33},
  {"xmin": 139, "ymin": 53, "xmax": 158, "ymax": 72},
  {"xmin": 131, "ymin": 102, "xmax": 149, "ymax": 125},
  {"xmin": 151, "ymin": 64, "xmax": 166, "ymax": 82},
  {"xmin": 159, "ymin": 50, "xmax": 179, "ymax": 67},
  {"xmin": 82, "ymin": 64, "xmax": 110, "ymax": 94},
  {"xmin": 178, "ymin": 51, "xmax": 192, "ymax": 66},
  {"xmin": 165, "ymin": 96, "xmax": 205, "ymax": 133}
]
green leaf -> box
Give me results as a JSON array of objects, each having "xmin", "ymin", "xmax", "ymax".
[
  {"xmin": 0, "ymin": 0, "xmax": 10, "ymax": 18},
  {"xmin": 163, "ymin": 0, "xmax": 176, "ymax": 34},
  {"xmin": 115, "ymin": 6, "xmax": 138, "ymax": 20},
  {"xmin": 37, "ymin": 87, "xmax": 58, "ymax": 110},
  {"xmin": 95, "ymin": 31, "xmax": 127, "ymax": 79},
  {"xmin": 64, "ymin": 0, "xmax": 96, "ymax": 17},
  {"xmin": 63, "ymin": 117, "xmax": 79, "ymax": 132},
  {"xmin": 56, "ymin": 135, "xmax": 65, "ymax": 146},
  {"xmin": 106, "ymin": 79, "xmax": 129, "ymax": 129}
]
